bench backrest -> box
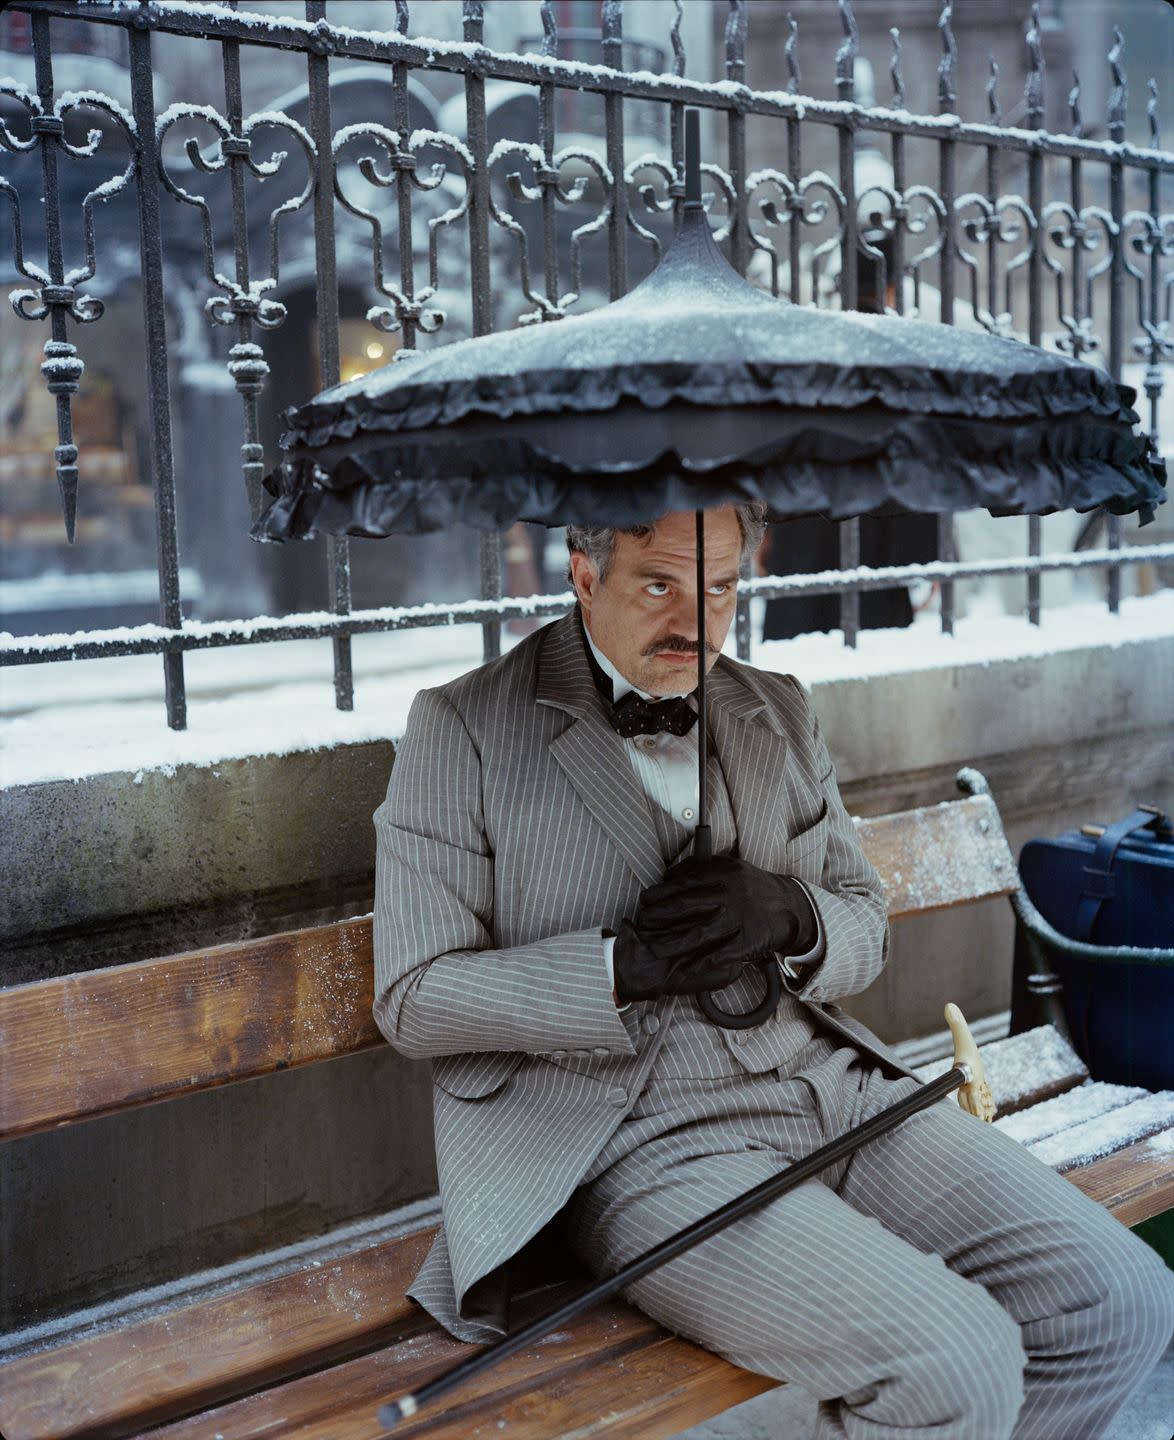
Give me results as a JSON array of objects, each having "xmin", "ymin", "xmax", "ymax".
[{"xmin": 0, "ymin": 791, "xmax": 1015, "ymax": 1141}]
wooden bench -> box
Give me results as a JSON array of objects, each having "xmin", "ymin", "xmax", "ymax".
[{"xmin": 1, "ymin": 768, "xmax": 1170, "ymax": 1440}]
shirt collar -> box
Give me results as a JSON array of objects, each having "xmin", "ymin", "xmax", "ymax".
[{"xmin": 581, "ymin": 616, "xmax": 695, "ymax": 704}]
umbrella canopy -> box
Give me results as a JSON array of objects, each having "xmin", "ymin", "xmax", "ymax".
[{"xmin": 251, "ymin": 120, "xmax": 1164, "ymax": 545}]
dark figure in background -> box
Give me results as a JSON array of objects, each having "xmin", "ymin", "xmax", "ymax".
[{"xmin": 762, "ymin": 231, "xmax": 939, "ymax": 642}]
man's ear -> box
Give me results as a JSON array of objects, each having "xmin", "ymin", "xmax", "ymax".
[{"xmin": 569, "ymin": 551, "xmax": 598, "ymax": 613}]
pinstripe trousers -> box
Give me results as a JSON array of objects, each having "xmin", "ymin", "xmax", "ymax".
[
  {"xmin": 567, "ymin": 1043, "xmax": 1174, "ymax": 1440},
  {"xmin": 565, "ymin": 795, "xmax": 1174, "ymax": 1439}
]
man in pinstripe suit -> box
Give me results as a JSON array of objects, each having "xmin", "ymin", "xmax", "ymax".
[{"xmin": 373, "ymin": 503, "xmax": 1172, "ymax": 1438}]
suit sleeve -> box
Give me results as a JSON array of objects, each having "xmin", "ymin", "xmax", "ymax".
[
  {"xmin": 372, "ymin": 687, "xmax": 637, "ymax": 1061},
  {"xmin": 775, "ymin": 676, "xmax": 890, "ymax": 1006}
]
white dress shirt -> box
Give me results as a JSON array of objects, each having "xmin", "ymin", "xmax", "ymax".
[{"xmin": 582, "ymin": 625, "xmax": 826, "ymax": 1008}]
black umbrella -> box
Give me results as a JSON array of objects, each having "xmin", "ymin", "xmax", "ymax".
[{"xmin": 253, "ymin": 108, "xmax": 1163, "ymax": 1030}]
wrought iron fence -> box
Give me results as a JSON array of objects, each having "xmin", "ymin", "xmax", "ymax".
[{"xmin": 0, "ymin": 0, "xmax": 1170, "ymax": 731}]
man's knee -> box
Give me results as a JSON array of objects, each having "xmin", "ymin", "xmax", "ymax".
[
  {"xmin": 884, "ymin": 1284, "xmax": 1026, "ymax": 1437},
  {"xmin": 1081, "ymin": 1229, "xmax": 1174, "ymax": 1379}
]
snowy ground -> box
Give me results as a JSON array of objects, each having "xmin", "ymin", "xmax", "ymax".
[{"xmin": 1, "ymin": 591, "xmax": 1171, "ymax": 788}]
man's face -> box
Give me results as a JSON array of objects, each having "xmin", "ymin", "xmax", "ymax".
[{"xmin": 571, "ymin": 507, "xmax": 743, "ymax": 698}]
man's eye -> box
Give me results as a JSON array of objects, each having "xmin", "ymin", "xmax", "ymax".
[
  {"xmin": 646, "ymin": 583, "xmax": 669, "ymax": 596},
  {"xmin": 707, "ymin": 583, "xmax": 729, "ymax": 596}
]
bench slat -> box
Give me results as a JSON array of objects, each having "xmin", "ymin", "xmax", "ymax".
[
  {"xmin": 3, "ymin": 1127, "xmax": 1167, "ymax": 1440},
  {"xmin": 133, "ymin": 1301, "xmax": 774, "ymax": 1440},
  {"xmin": 1036, "ymin": 1095, "xmax": 1174, "ymax": 1173},
  {"xmin": 0, "ymin": 792, "xmax": 1018, "ymax": 1141},
  {"xmin": 0, "ymin": 1228, "xmax": 432, "ymax": 1440},
  {"xmin": 855, "ymin": 794, "xmax": 1017, "ymax": 919},
  {"xmin": 1067, "ymin": 1132, "xmax": 1174, "ymax": 1227},
  {"xmin": 0, "ymin": 918, "xmax": 381, "ymax": 1140}
]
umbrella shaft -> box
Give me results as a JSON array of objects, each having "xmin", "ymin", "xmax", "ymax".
[
  {"xmin": 379, "ymin": 1063, "xmax": 968, "ymax": 1428},
  {"xmin": 696, "ymin": 508, "xmax": 709, "ymax": 839}
]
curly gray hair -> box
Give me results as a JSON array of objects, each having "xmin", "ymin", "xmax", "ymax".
[{"xmin": 565, "ymin": 502, "xmax": 767, "ymax": 584}]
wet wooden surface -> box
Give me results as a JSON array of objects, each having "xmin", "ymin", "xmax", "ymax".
[
  {"xmin": 855, "ymin": 793, "xmax": 1017, "ymax": 919},
  {"xmin": 1068, "ymin": 1134, "xmax": 1174, "ymax": 1227},
  {"xmin": 0, "ymin": 917, "xmax": 380, "ymax": 1139},
  {"xmin": 135, "ymin": 1299, "xmax": 776, "ymax": 1440},
  {"xmin": 0, "ymin": 1227, "xmax": 434, "ymax": 1440}
]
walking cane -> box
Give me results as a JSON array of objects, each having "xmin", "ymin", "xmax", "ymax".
[{"xmin": 377, "ymin": 1003, "xmax": 996, "ymax": 1429}]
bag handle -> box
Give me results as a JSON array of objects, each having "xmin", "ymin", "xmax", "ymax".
[{"xmin": 1073, "ymin": 805, "xmax": 1173, "ymax": 942}]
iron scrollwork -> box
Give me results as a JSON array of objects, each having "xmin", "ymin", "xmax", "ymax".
[
  {"xmin": 488, "ymin": 138, "xmax": 613, "ymax": 324},
  {"xmin": 2, "ymin": 82, "xmax": 137, "ymax": 540}
]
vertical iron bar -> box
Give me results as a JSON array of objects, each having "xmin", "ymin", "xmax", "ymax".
[
  {"xmin": 985, "ymin": 142, "xmax": 998, "ymax": 327},
  {"xmin": 836, "ymin": 27, "xmax": 859, "ymax": 648},
  {"xmin": 392, "ymin": 36, "xmax": 418, "ymax": 352},
  {"xmin": 463, "ymin": 1, "xmax": 501, "ymax": 661},
  {"xmin": 785, "ymin": 13, "xmax": 801, "ymax": 304},
  {"xmin": 735, "ymin": 551, "xmax": 752, "ymax": 662},
  {"xmin": 222, "ymin": 34, "xmax": 265, "ymax": 521},
  {"xmin": 1026, "ymin": 158, "xmax": 1044, "ymax": 627},
  {"xmin": 838, "ymin": 519, "xmax": 860, "ymax": 651},
  {"xmin": 787, "ymin": 115, "xmax": 801, "ymax": 304},
  {"xmin": 937, "ymin": 130, "xmax": 957, "ymax": 636},
  {"xmin": 1025, "ymin": 7, "xmax": 1045, "ymax": 625},
  {"xmin": 602, "ymin": 0, "xmax": 627, "ymax": 300},
  {"xmin": 538, "ymin": 6, "xmax": 558, "ymax": 308},
  {"xmin": 1146, "ymin": 154, "xmax": 1162, "ymax": 440},
  {"xmin": 726, "ymin": 2, "xmax": 751, "ymax": 660},
  {"xmin": 305, "ymin": 0, "xmax": 354, "ymax": 709},
  {"xmin": 30, "ymin": 9, "xmax": 80, "ymax": 545},
  {"xmin": 1105, "ymin": 30, "xmax": 1126, "ymax": 616},
  {"xmin": 890, "ymin": 129, "xmax": 905, "ymax": 316},
  {"xmin": 127, "ymin": 15, "xmax": 187, "ymax": 729},
  {"xmin": 724, "ymin": 0, "xmax": 748, "ymax": 276},
  {"xmin": 1025, "ymin": 164, "xmax": 1042, "ymax": 624},
  {"xmin": 669, "ymin": 0, "xmax": 685, "ymax": 226}
]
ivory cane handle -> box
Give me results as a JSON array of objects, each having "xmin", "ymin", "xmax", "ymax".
[{"xmin": 945, "ymin": 1002, "xmax": 997, "ymax": 1123}]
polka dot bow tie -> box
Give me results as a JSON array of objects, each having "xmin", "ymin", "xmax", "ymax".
[{"xmin": 609, "ymin": 690, "xmax": 698, "ymax": 739}]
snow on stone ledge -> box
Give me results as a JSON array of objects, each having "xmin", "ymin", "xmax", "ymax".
[{"xmin": 1, "ymin": 591, "xmax": 1170, "ymax": 789}]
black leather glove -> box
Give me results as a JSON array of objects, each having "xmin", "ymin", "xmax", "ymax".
[
  {"xmin": 612, "ymin": 914, "xmax": 748, "ymax": 1004},
  {"xmin": 634, "ymin": 855, "xmax": 819, "ymax": 973}
]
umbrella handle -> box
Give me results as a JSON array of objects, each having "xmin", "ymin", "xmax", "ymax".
[{"xmin": 698, "ymin": 962, "xmax": 783, "ymax": 1029}]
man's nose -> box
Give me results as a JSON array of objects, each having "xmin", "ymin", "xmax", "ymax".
[{"xmin": 666, "ymin": 589, "xmax": 699, "ymax": 639}]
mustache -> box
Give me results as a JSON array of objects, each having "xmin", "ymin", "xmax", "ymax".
[{"xmin": 642, "ymin": 635, "xmax": 717, "ymax": 658}]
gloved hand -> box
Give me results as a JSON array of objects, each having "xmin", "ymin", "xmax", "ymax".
[
  {"xmin": 634, "ymin": 855, "xmax": 818, "ymax": 975},
  {"xmin": 612, "ymin": 914, "xmax": 747, "ymax": 1004}
]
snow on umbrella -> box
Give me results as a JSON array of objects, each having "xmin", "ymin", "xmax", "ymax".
[
  {"xmin": 252, "ymin": 116, "xmax": 1164, "ymax": 544},
  {"xmin": 250, "ymin": 109, "xmax": 1164, "ymax": 1029}
]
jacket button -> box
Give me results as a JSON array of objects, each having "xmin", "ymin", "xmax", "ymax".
[
  {"xmin": 732, "ymin": 1032, "xmax": 747, "ymax": 1045},
  {"xmin": 642, "ymin": 1014, "xmax": 660, "ymax": 1035},
  {"xmin": 607, "ymin": 1086, "xmax": 628, "ymax": 1107},
  {"xmin": 591, "ymin": 1046, "xmax": 610, "ymax": 1058},
  {"xmin": 550, "ymin": 1050, "xmax": 567, "ymax": 1059}
]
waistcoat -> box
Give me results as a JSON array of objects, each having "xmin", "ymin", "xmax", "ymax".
[{"xmin": 638, "ymin": 744, "xmax": 819, "ymax": 1081}]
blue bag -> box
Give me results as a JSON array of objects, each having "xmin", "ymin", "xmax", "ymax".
[{"xmin": 1011, "ymin": 805, "xmax": 1174, "ymax": 1090}]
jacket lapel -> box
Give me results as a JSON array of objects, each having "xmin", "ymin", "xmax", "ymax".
[{"xmin": 706, "ymin": 662, "xmax": 792, "ymax": 871}]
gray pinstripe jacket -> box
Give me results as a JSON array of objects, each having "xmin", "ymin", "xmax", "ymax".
[{"xmin": 372, "ymin": 610, "xmax": 918, "ymax": 1334}]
